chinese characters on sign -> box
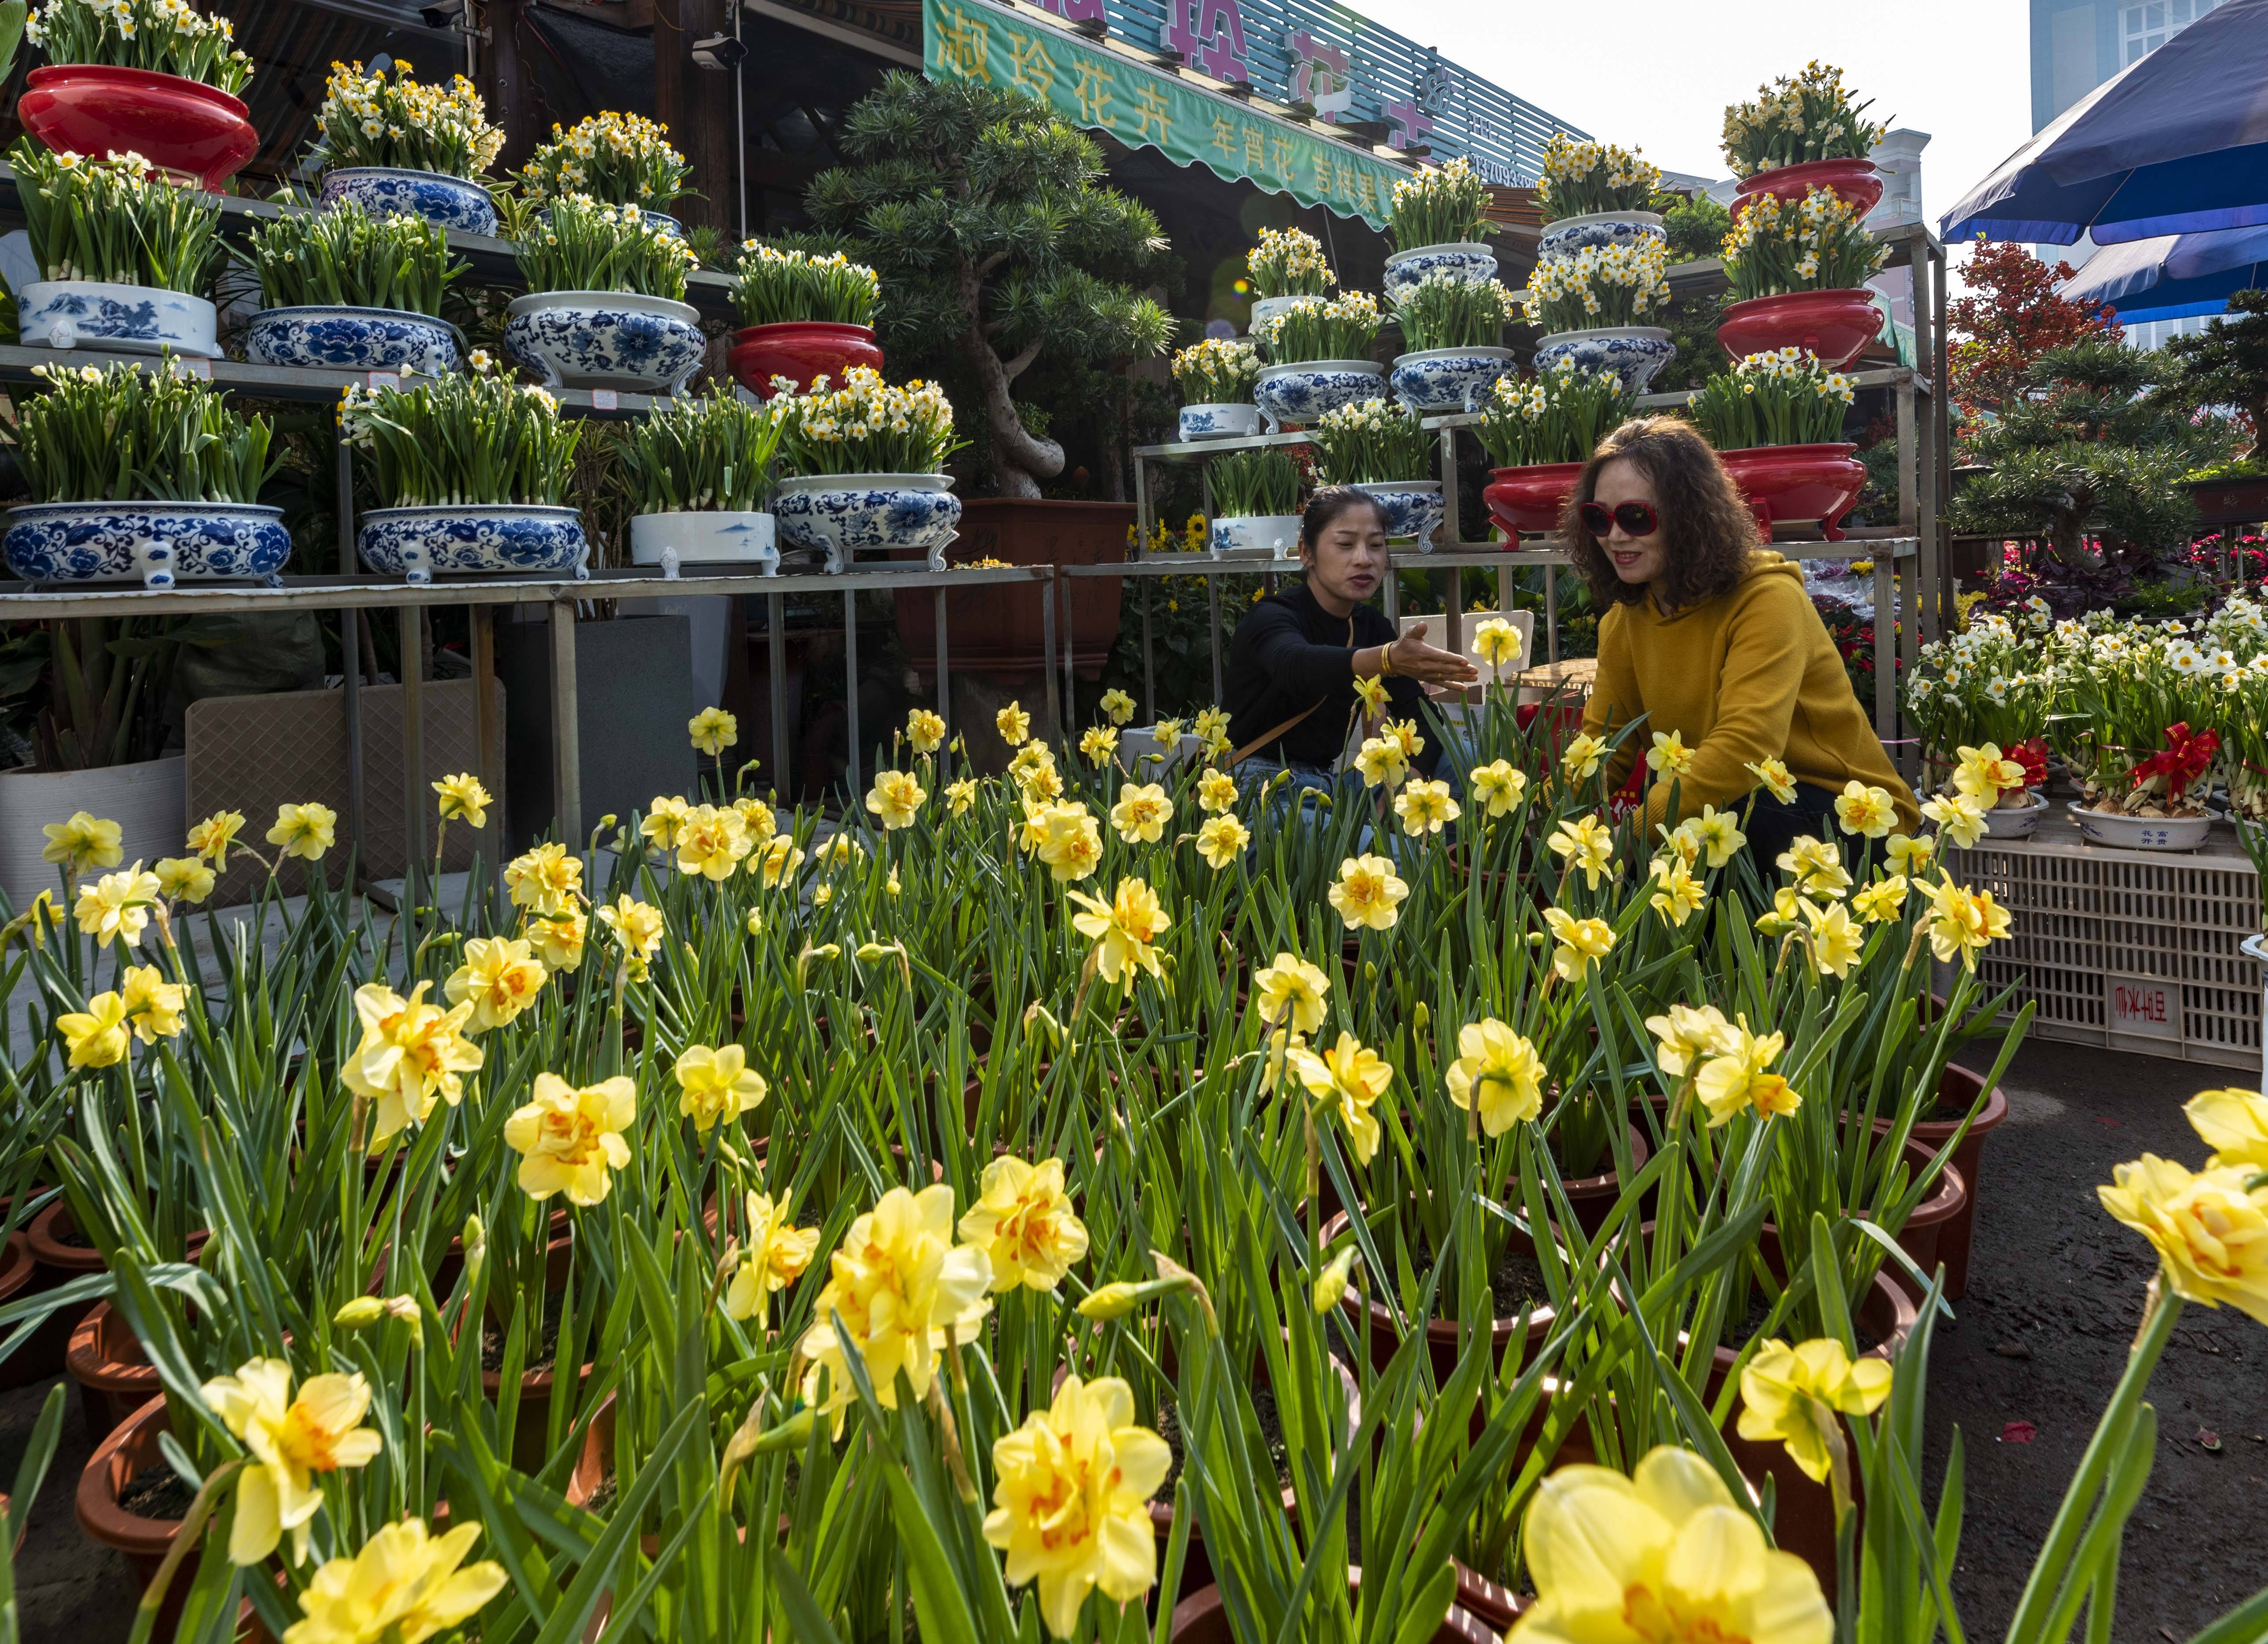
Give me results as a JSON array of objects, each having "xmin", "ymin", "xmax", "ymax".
[{"xmin": 923, "ymin": 0, "xmax": 1406, "ymax": 227}]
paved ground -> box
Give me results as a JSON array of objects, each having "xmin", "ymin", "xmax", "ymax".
[{"xmin": 3, "ymin": 1034, "xmax": 2263, "ymax": 1640}]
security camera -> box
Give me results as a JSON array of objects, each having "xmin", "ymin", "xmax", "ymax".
[
  {"xmin": 419, "ymin": 0, "xmax": 463, "ymax": 26},
  {"xmin": 691, "ymin": 32, "xmax": 746, "ymax": 69}
]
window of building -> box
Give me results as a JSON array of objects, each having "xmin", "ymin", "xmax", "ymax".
[{"xmin": 2125, "ymin": 0, "xmax": 2220, "ymax": 63}]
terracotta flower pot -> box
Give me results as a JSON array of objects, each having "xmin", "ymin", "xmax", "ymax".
[
  {"xmin": 76, "ymin": 1394, "xmax": 184, "ymax": 1627},
  {"xmin": 1872, "ymin": 1063, "xmax": 2006, "ymax": 1301},
  {"xmin": 66, "ymin": 1301, "xmax": 161, "ymax": 1443},
  {"xmin": 1731, "ymin": 157, "xmax": 1884, "ymax": 221},
  {"xmin": 1482, "ymin": 462, "xmax": 1585, "ymax": 538},
  {"xmin": 726, "ymin": 320, "xmax": 883, "ymax": 400},
  {"xmin": 18, "ymin": 65, "xmax": 259, "ymax": 189},
  {"xmin": 1880, "ymin": 1141, "xmax": 1968, "ymax": 1305},
  {"xmin": 1319, "ymin": 1208, "xmax": 1560, "ymax": 1382},
  {"xmin": 24, "ymin": 1204, "xmax": 206, "ymax": 1386},
  {"xmin": 1168, "ymin": 1573, "xmax": 1498, "ymax": 1643},
  {"xmin": 1715, "ymin": 288, "xmax": 1883, "ymax": 371},
  {"xmin": 0, "ymin": 1230, "xmax": 53, "ymax": 1388},
  {"xmin": 1716, "ymin": 444, "xmax": 1867, "ymax": 543}
]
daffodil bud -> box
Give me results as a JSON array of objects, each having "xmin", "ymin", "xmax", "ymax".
[
  {"xmin": 812, "ymin": 942, "xmax": 840, "ymax": 961},
  {"xmin": 1413, "ymin": 1000, "xmax": 1430, "ymax": 1034},
  {"xmin": 461, "ymin": 1213, "xmax": 487, "ymax": 1288},
  {"xmin": 1312, "ymin": 1246, "xmax": 1358, "ymax": 1314},
  {"xmin": 855, "ymin": 941, "xmax": 892, "ymax": 962},
  {"xmin": 382, "ymin": 1294, "xmax": 424, "ymax": 1347},
  {"xmin": 333, "ymin": 1296, "xmax": 386, "ymax": 1329},
  {"xmin": 745, "ymin": 907, "xmax": 763, "ymax": 937},
  {"xmin": 1076, "ymin": 1281, "xmax": 1149, "ymax": 1320}
]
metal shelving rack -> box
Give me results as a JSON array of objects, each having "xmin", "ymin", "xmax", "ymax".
[{"xmin": 1112, "ymin": 221, "xmax": 1949, "ymax": 761}]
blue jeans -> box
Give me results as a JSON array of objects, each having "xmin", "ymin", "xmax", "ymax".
[{"xmin": 1745, "ymin": 782, "xmax": 1879, "ymax": 878}]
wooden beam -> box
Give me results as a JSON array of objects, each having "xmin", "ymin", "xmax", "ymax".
[
  {"xmin": 679, "ymin": 0, "xmax": 739, "ymax": 239},
  {"xmin": 484, "ymin": 0, "xmax": 543, "ymax": 169}
]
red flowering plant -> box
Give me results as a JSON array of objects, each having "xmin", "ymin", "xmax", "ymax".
[{"xmin": 2049, "ymin": 614, "xmax": 2231, "ymax": 818}]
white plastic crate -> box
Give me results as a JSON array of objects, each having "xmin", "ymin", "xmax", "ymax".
[{"xmin": 1941, "ymin": 809, "xmax": 2263, "ymax": 1071}]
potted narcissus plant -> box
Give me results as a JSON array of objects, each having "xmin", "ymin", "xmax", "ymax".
[
  {"xmin": 1716, "ymin": 184, "xmax": 1888, "ymax": 369},
  {"xmin": 1476, "ymin": 358, "xmax": 1633, "ymax": 536},
  {"xmin": 1526, "ymin": 233, "xmax": 1677, "ymax": 393},
  {"xmin": 1205, "ymin": 447, "xmax": 1303, "ymax": 559},
  {"xmin": 1386, "ymin": 272, "xmax": 1519, "ymax": 413},
  {"xmin": 1172, "ymin": 338, "xmax": 1262, "ymax": 442},
  {"xmin": 312, "ymin": 58, "xmax": 506, "ymax": 235},
  {"xmin": 1246, "ymin": 224, "xmax": 1336, "ymax": 331},
  {"xmin": 772, "ymin": 367, "xmax": 960, "ymax": 572},
  {"xmin": 506, "ymin": 192, "xmax": 706, "ymax": 394},
  {"xmin": 1688, "ymin": 348, "xmax": 1865, "ymax": 541},
  {"xmin": 1534, "ymin": 132, "xmax": 1665, "ymax": 262},
  {"xmin": 9, "ymin": 138, "xmax": 222, "ymax": 357},
  {"xmin": 342, "ymin": 358, "xmax": 587, "ymax": 581},
  {"xmin": 617, "ymin": 389, "xmax": 786, "ymax": 571},
  {"xmin": 1380, "ymin": 154, "xmax": 1496, "ymax": 302},
  {"xmin": 17, "ymin": 0, "xmax": 254, "ymax": 189},
  {"xmin": 725, "ymin": 242, "xmax": 884, "ymax": 400},
  {"xmin": 239, "ymin": 200, "xmax": 467, "ymax": 374},
  {"xmin": 1311, "ymin": 397, "xmax": 1442, "ymax": 547},
  {"xmin": 517, "ymin": 110, "xmax": 691, "ymax": 235},
  {"xmin": 1722, "ymin": 61, "xmax": 1889, "ymax": 221},
  {"xmin": 1253, "ymin": 292, "xmax": 1385, "ymax": 431}
]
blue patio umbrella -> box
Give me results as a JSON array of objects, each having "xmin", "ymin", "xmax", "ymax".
[
  {"xmin": 1941, "ymin": 0, "xmax": 2268, "ymax": 246},
  {"xmin": 2058, "ymin": 224, "xmax": 2268, "ymax": 321}
]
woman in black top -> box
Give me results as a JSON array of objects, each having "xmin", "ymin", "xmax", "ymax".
[{"xmin": 1222, "ymin": 489, "xmax": 1478, "ymax": 788}]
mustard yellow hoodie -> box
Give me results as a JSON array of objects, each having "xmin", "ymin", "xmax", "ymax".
[{"xmin": 1581, "ymin": 551, "xmax": 1920, "ymax": 834}]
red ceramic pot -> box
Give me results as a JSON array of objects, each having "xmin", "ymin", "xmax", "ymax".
[
  {"xmin": 66, "ymin": 1300, "xmax": 161, "ymax": 1443},
  {"xmin": 18, "ymin": 65, "xmax": 258, "ymax": 190},
  {"xmin": 727, "ymin": 321, "xmax": 882, "ymax": 398},
  {"xmin": 1715, "ymin": 287, "xmax": 1884, "ymax": 370},
  {"xmin": 1732, "ymin": 157, "xmax": 1883, "ymax": 221},
  {"xmin": 1482, "ymin": 462, "xmax": 1585, "ymax": 538},
  {"xmin": 1718, "ymin": 444, "xmax": 1867, "ymax": 542}
]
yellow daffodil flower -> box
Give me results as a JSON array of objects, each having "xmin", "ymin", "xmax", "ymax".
[
  {"xmin": 1803, "ymin": 898, "xmax": 1863, "ymax": 978},
  {"xmin": 504, "ymin": 841, "xmax": 581, "ymax": 916},
  {"xmin": 1924, "ymin": 876, "xmax": 2011, "ymax": 971},
  {"xmin": 279, "ymin": 1517, "xmax": 506, "ymax": 1644},
  {"xmin": 672, "ymin": 804, "xmax": 753, "ymax": 879},
  {"xmin": 1472, "ymin": 617, "xmax": 1524, "ymax": 669},
  {"xmin": 688, "ymin": 705, "xmax": 739, "ymax": 755},
  {"xmin": 1068, "ymin": 877, "xmax": 1170, "ymax": 989},
  {"xmin": 2185, "ymin": 1089, "xmax": 2268, "ymax": 1170},
  {"xmin": 2097, "ymin": 1155, "xmax": 2268, "ymax": 1324},
  {"xmin": 983, "ymin": 1376, "xmax": 1169, "ymax": 1639},
  {"xmin": 1193, "ymin": 705, "xmax": 1231, "ymax": 746},
  {"xmin": 1079, "ymin": 725, "xmax": 1119, "ymax": 766},
  {"xmin": 1561, "ymin": 732, "xmax": 1607, "ymax": 783},
  {"xmin": 1650, "ymin": 861, "xmax": 1705, "ymax": 927},
  {"xmin": 57, "ymin": 991, "xmax": 130, "ymax": 1068},
  {"xmin": 153, "ymin": 855, "xmax": 215, "ymax": 904},
  {"xmin": 431, "ymin": 772, "xmax": 490, "ymax": 828},
  {"xmin": 342, "ymin": 982, "xmax": 484, "ymax": 1143},
  {"xmin": 527, "ymin": 908, "xmax": 586, "ymax": 971},
  {"xmin": 185, "ymin": 809, "xmax": 244, "ymax": 869},
  {"xmin": 1745, "ymin": 757, "xmax": 1798, "ymax": 804},
  {"xmin": 120, "ymin": 964, "xmax": 185, "ymax": 1044},
  {"xmin": 998, "ymin": 701, "xmax": 1032, "ymax": 746},
  {"xmin": 1647, "ymin": 729, "xmax": 1694, "ymax": 775},
  {"xmin": 268, "ymin": 801, "xmax": 338, "ymax": 861},
  {"xmin": 1884, "ymin": 832, "xmax": 1934, "ymax": 875},
  {"xmin": 674, "ymin": 1043, "xmax": 767, "ymax": 1131},
  {"xmin": 1736, "ymin": 1338, "xmax": 1893, "ymax": 1484},
  {"xmin": 1644, "ymin": 1002, "xmax": 1733, "ymax": 1078},
  {"xmin": 1254, "ymin": 952, "xmax": 1331, "ymax": 1034},
  {"xmin": 946, "ymin": 776, "xmax": 979, "ymax": 815},
  {"xmin": 1354, "ymin": 737, "xmax": 1409, "ymax": 791},
  {"xmin": 74, "ymin": 863, "xmax": 159, "ymax": 949},
  {"xmin": 1921, "ymin": 791, "xmax": 1985, "ymax": 850},
  {"xmin": 201, "ymin": 1358, "xmax": 382, "ymax": 1565},
  {"xmin": 503, "ymin": 1073, "xmax": 635, "ymax": 1206},
  {"xmin": 1290, "ymin": 1030, "xmax": 1393, "ymax": 1165},
  {"xmin": 1035, "ymin": 805, "xmax": 1103, "ymax": 884},
  {"xmin": 42, "ymin": 809, "xmax": 123, "ymax": 875},
  {"xmin": 1098, "ymin": 688, "xmax": 1134, "ymax": 725},
  {"xmin": 1548, "ymin": 814, "xmax": 1616, "ymax": 889},
  {"xmin": 797, "ymin": 1184, "xmax": 993, "ymax": 1427},
  {"xmin": 598, "ymin": 895, "xmax": 665, "ymax": 982},
  {"xmin": 1395, "ymin": 777, "xmax": 1460, "ymax": 836},
  {"xmin": 1470, "ymin": 759, "xmax": 1529, "ymax": 818},
  {"xmin": 1851, "ymin": 874, "xmax": 1908, "ymax": 923},
  {"xmin": 1513, "ymin": 1446, "xmax": 1830, "ymax": 1644},
  {"xmin": 443, "ymin": 935, "xmax": 546, "ymax": 1032},
  {"xmin": 1197, "ymin": 767, "xmax": 1239, "ymax": 813},
  {"xmin": 1776, "ymin": 835, "xmax": 1851, "ymax": 898},
  {"xmin": 641, "ymin": 794, "xmax": 692, "ymax": 851},
  {"xmin": 866, "ymin": 769, "xmax": 927, "ymax": 830},
  {"xmin": 755, "ymin": 832, "xmax": 805, "ymax": 889},
  {"xmin": 958, "ymin": 1155, "xmax": 1090, "ymax": 1293},
  {"xmin": 1694, "ymin": 1019, "xmax": 1800, "ymax": 1125},
  {"xmin": 1329, "ymin": 853, "xmax": 1408, "ymax": 932},
  {"xmin": 1952, "ymin": 742, "xmax": 2027, "ymax": 803},
  {"xmin": 722, "ymin": 1190, "xmax": 822, "ymax": 1320},
  {"xmin": 1194, "ymin": 813, "xmax": 1249, "ymax": 868},
  {"xmin": 906, "ymin": 706, "xmax": 946, "ymax": 753},
  {"xmin": 1109, "ymin": 782, "xmax": 1171, "ymax": 844},
  {"xmin": 1688, "ymin": 804, "xmax": 1747, "ymax": 867},
  {"xmin": 1351, "ymin": 673, "xmax": 1389, "ymax": 714},
  {"xmin": 1543, "ymin": 906, "xmax": 1615, "ymax": 982},
  {"xmin": 1446, "ymin": 1017, "xmax": 1544, "ymax": 1135},
  {"xmin": 1832, "ymin": 779, "xmax": 1898, "ymax": 839}
]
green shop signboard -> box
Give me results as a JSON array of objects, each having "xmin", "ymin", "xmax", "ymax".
[{"xmin": 922, "ymin": 0, "xmax": 1406, "ymax": 229}]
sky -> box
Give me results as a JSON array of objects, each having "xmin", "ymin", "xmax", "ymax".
[{"xmin": 1358, "ymin": 0, "xmax": 2035, "ymax": 294}]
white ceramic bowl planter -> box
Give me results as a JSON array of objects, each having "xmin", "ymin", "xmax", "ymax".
[
  {"xmin": 1178, "ymin": 403, "xmax": 1262, "ymax": 441},
  {"xmin": 1979, "ymin": 791, "xmax": 2049, "ymax": 839},
  {"xmin": 503, "ymin": 291, "xmax": 705, "ymax": 394},
  {"xmin": 2066, "ymin": 801, "xmax": 2213, "ymax": 850},
  {"xmin": 772, "ymin": 474, "xmax": 961, "ymax": 574},
  {"xmin": 19, "ymin": 280, "xmax": 218, "ymax": 357},
  {"xmin": 1250, "ymin": 294, "xmax": 1325, "ymax": 331},
  {"xmin": 1209, "ymin": 515, "xmax": 1304, "ymax": 559},
  {"xmin": 319, "ymin": 166, "xmax": 499, "ymax": 236},
  {"xmin": 1381, "ymin": 242, "xmax": 1496, "ymax": 303},
  {"xmin": 628, "ymin": 511, "xmax": 778, "ymax": 576}
]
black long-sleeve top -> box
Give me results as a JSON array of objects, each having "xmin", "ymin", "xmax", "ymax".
[{"xmin": 1222, "ymin": 584, "xmax": 1440, "ymax": 772}]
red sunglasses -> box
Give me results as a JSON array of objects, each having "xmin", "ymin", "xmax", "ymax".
[{"xmin": 1579, "ymin": 500, "xmax": 1660, "ymax": 538}]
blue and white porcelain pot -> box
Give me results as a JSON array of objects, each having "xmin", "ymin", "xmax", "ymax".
[
  {"xmin": 1250, "ymin": 294, "xmax": 1325, "ymax": 332},
  {"xmin": 245, "ymin": 305, "xmax": 460, "ymax": 375},
  {"xmin": 1388, "ymin": 346, "xmax": 1516, "ymax": 413},
  {"xmin": 319, "ymin": 166, "xmax": 498, "ymax": 236},
  {"xmin": 3, "ymin": 500, "xmax": 289, "ymax": 586},
  {"xmin": 628, "ymin": 509, "xmax": 777, "ymax": 573},
  {"xmin": 1353, "ymin": 480, "xmax": 1445, "ymax": 548},
  {"xmin": 1253, "ymin": 359, "xmax": 1386, "ymax": 431},
  {"xmin": 772, "ymin": 473, "xmax": 961, "ymax": 571},
  {"xmin": 537, "ymin": 204, "xmax": 681, "ymax": 239},
  {"xmin": 1209, "ymin": 514, "xmax": 1304, "ymax": 559},
  {"xmin": 1178, "ymin": 402, "xmax": 1262, "ymax": 442},
  {"xmin": 18, "ymin": 280, "xmax": 218, "ymax": 358},
  {"xmin": 503, "ymin": 290, "xmax": 705, "ymax": 394},
  {"xmin": 1534, "ymin": 326, "xmax": 1677, "ymax": 394},
  {"xmin": 1382, "ymin": 242, "xmax": 1497, "ymax": 302},
  {"xmin": 1536, "ymin": 210, "xmax": 1667, "ymax": 261},
  {"xmin": 356, "ymin": 504, "xmax": 588, "ymax": 585}
]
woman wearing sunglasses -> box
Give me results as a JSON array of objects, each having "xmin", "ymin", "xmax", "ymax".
[{"xmin": 1565, "ymin": 416, "xmax": 1916, "ymax": 865}]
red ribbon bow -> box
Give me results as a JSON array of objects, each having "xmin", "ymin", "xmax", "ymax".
[
  {"xmin": 2012, "ymin": 738, "xmax": 2049, "ymax": 790},
  {"xmin": 2130, "ymin": 722, "xmax": 2220, "ymax": 802}
]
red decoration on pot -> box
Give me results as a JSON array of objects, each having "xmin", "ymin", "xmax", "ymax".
[
  {"xmin": 1481, "ymin": 462, "xmax": 1584, "ymax": 538},
  {"xmin": 2131, "ymin": 722, "xmax": 2219, "ymax": 803},
  {"xmin": 1715, "ymin": 287, "xmax": 1884, "ymax": 370},
  {"xmin": 1732, "ymin": 157, "xmax": 1883, "ymax": 222},
  {"xmin": 1717, "ymin": 443, "xmax": 1867, "ymax": 541},
  {"xmin": 727, "ymin": 321, "xmax": 883, "ymax": 399},
  {"xmin": 18, "ymin": 65, "xmax": 258, "ymax": 190},
  {"xmin": 2012, "ymin": 737, "xmax": 2049, "ymax": 790}
]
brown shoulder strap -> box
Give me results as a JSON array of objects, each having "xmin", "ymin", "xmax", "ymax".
[{"xmin": 1230, "ymin": 699, "xmax": 1326, "ymax": 767}]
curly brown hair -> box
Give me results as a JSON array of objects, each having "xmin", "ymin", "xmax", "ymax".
[{"xmin": 1559, "ymin": 416, "xmax": 1760, "ymax": 610}]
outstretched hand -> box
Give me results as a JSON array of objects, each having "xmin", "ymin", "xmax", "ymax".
[{"xmin": 1388, "ymin": 622, "xmax": 1482, "ymax": 688}]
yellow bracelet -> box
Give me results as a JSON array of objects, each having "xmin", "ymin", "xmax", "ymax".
[{"xmin": 1379, "ymin": 646, "xmax": 1395, "ymax": 678}]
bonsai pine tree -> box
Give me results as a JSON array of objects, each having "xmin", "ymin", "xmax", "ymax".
[
  {"xmin": 805, "ymin": 72, "xmax": 1175, "ymax": 499},
  {"xmin": 2163, "ymin": 287, "xmax": 2268, "ymax": 459},
  {"xmin": 1950, "ymin": 339, "xmax": 2236, "ymax": 575}
]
